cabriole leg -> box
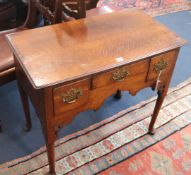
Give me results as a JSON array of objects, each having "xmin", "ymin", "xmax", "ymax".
[{"xmin": 148, "ymin": 86, "xmax": 167, "ymax": 135}]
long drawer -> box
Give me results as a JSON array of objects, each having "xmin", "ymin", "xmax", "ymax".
[{"xmin": 92, "ymin": 60, "xmax": 149, "ymax": 89}]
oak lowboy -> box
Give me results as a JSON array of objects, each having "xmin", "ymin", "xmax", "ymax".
[{"xmin": 7, "ymin": 10, "xmax": 186, "ymax": 174}]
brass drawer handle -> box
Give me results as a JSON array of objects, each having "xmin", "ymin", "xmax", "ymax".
[
  {"xmin": 112, "ymin": 68, "xmax": 130, "ymax": 82},
  {"xmin": 62, "ymin": 88, "xmax": 83, "ymax": 104},
  {"xmin": 154, "ymin": 59, "xmax": 168, "ymax": 73}
]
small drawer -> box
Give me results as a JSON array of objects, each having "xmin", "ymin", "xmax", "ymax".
[
  {"xmin": 92, "ymin": 60, "xmax": 148, "ymax": 89},
  {"xmin": 53, "ymin": 79, "xmax": 90, "ymax": 115},
  {"xmin": 147, "ymin": 50, "xmax": 177, "ymax": 81}
]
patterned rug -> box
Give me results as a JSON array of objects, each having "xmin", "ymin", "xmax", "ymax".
[
  {"xmin": 100, "ymin": 124, "xmax": 191, "ymax": 175},
  {"xmin": 1, "ymin": 78, "xmax": 191, "ymax": 175},
  {"xmin": 98, "ymin": 0, "xmax": 191, "ymax": 16}
]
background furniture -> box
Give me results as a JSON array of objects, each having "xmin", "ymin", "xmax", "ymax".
[
  {"xmin": 62, "ymin": 0, "xmax": 112, "ymax": 20},
  {"xmin": 10, "ymin": 0, "xmax": 28, "ymax": 23},
  {"xmin": 0, "ymin": 2, "xmax": 16, "ymax": 31},
  {"xmin": 7, "ymin": 10, "xmax": 186, "ymax": 174},
  {"xmin": 0, "ymin": 2, "xmax": 19, "ymax": 132},
  {"xmin": 0, "ymin": 0, "xmax": 68, "ymax": 132},
  {"xmin": 0, "ymin": 1, "xmax": 28, "ymax": 31}
]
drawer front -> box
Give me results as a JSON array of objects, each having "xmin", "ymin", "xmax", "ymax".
[
  {"xmin": 92, "ymin": 60, "xmax": 149, "ymax": 89},
  {"xmin": 147, "ymin": 50, "xmax": 177, "ymax": 81},
  {"xmin": 53, "ymin": 79, "xmax": 90, "ymax": 115}
]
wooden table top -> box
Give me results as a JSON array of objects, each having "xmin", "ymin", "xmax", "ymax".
[{"xmin": 7, "ymin": 10, "xmax": 186, "ymax": 89}]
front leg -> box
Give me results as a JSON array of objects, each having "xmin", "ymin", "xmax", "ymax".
[
  {"xmin": 148, "ymin": 85, "xmax": 168, "ymax": 135},
  {"xmin": 45, "ymin": 128, "xmax": 57, "ymax": 175}
]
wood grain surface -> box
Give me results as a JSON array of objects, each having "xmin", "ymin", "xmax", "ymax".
[{"xmin": 7, "ymin": 10, "xmax": 186, "ymax": 89}]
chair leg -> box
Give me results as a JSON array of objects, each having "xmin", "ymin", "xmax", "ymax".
[{"xmin": 18, "ymin": 83, "xmax": 32, "ymax": 132}]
